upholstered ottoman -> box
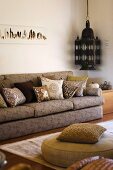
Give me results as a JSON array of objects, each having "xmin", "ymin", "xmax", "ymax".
[{"xmin": 41, "ymin": 132, "xmax": 113, "ymax": 168}]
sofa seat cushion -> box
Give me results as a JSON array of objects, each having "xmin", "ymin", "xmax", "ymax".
[
  {"xmin": 0, "ymin": 106, "xmax": 34, "ymax": 123},
  {"xmin": 25, "ymin": 100, "xmax": 73, "ymax": 117},
  {"xmin": 69, "ymin": 96, "xmax": 104, "ymax": 110}
]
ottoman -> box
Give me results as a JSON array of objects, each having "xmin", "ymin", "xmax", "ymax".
[{"xmin": 41, "ymin": 132, "xmax": 113, "ymax": 168}]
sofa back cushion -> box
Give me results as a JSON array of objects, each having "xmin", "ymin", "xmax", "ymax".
[
  {"xmin": 4, "ymin": 73, "xmax": 42, "ymax": 87},
  {"xmin": 0, "ymin": 71, "xmax": 73, "ymax": 89}
]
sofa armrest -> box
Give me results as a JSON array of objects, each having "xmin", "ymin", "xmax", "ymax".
[{"xmin": 84, "ymin": 87, "xmax": 102, "ymax": 97}]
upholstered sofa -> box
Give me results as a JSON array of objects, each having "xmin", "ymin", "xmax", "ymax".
[{"xmin": 0, "ymin": 71, "xmax": 103, "ymax": 141}]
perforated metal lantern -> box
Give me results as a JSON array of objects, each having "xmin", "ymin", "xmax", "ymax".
[{"xmin": 75, "ymin": 0, "xmax": 101, "ymax": 70}]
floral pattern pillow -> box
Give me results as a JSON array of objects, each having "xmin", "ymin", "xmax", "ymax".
[
  {"xmin": 33, "ymin": 86, "xmax": 50, "ymax": 102},
  {"xmin": 41, "ymin": 77, "xmax": 64, "ymax": 100},
  {"xmin": 3, "ymin": 88, "xmax": 26, "ymax": 107}
]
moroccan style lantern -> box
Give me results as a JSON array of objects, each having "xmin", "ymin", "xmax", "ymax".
[{"xmin": 75, "ymin": 0, "xmax": 101, "ymax": 70}]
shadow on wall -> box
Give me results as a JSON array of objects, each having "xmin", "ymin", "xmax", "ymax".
[{"xmin": 87, "ymin": 77, "xmax": 103, "ymax": 85}]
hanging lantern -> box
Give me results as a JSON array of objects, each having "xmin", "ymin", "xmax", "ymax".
[{"xmin": 75, "ymin": 0, "xmax": 101, "ymax": 70}]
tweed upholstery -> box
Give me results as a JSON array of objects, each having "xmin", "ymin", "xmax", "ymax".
[
  {"xmin": 41, "ymin": 132, "xmax": 113, "ymax": 168},
  {"xmin": 43, "ymin": 71, "xmax": 73, "ymax": 80},
  {"xmin": 69, "ymin": 96, "xmax": 104, "ymax": 110},
  {"xmin": 0, "ymin": 106, "xmax": 103, "ymax": 140},
  {"xmin": 58, "ymin": 123, "xmax": 106, "ymax": 144},
  {"xmin": 4, "ymin": 73, "xmax": 42, "ymax": 87},
  {"xmin": 25, "ymin": 99, "xmax": 73, "ymax": 117},
  {"xmin": 0, "ymin": 106, "xmax": 34, "ymax": 123},
  {"xmin": 1, "ymin": 71, "xmax": 72, "ymax": 88},
  {"xmin": 84, "ymin": 87, "xmax": 102, "ymax": 96}
]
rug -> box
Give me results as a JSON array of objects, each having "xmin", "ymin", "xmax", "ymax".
[
  {"xmin": 0, "ymin": 132, "xmax": 63, "ymax": 170},
  {"xmin": 0, "ymin": 120, "xmax": 113, "ymax": 170}
]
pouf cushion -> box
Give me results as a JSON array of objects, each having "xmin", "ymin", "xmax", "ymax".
[{"xmin": 41, "ymin": 132, "xmax": 113, "ymax": 168}]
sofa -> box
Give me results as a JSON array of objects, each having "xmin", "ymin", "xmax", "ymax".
[{"xmin": 0, "ymin": 71, "xmax": 103, "ymax": 141}]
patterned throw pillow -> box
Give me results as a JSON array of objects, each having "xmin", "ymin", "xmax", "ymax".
[
  {"xmin": 63, "ymin": 81, "xmax": 85, "ymax": 98},
  {"xmin": 63, "ymin": 81, "xmax": 80, "ymax": 99},
  {"xmin": 41, "ymin": 77, "xmax": 64, "ymax": 100},
  {"xmin": 33, "ymin": 86, "xmax": 50, "ymax": 102},
  {"xmin": 2, "ymin": 88, "xmax": 26, "ymax": 107},
  {"xmin": 67, "ymin": 75, "xmax": 88, "ymax": 88},
  {"xmin": 57, "ymin": 123, "xmax": 106, "ymax": 144},
  {"xmin": 0, "ymin": 94, "xmax": 7, "ymax": 108}
]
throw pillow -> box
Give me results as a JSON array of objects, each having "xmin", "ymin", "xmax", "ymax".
[
  {"xmin": 14, "ymin": 81, "xmax": 36, "ymax": 103},
  {"xmin": 2, "ymin": 88, "xmax": 26, "ymax": 107},
  {"xmin": 57, "ymin": 123, "xmax": 106, "ymax": 144},
  {"xmin": 33, "ymin": 86, "xmax": 50, "ymax": 102},
  {"xmin": 67, "ymin": 75, "xmax": 88, "ymax": 88},
  {"xmin": 63, "ymin": 81, "xmax": 85, "ymax": 98},
  {"xmin": 41, "ymin": 77, "xmax": 64, "ymax": 100},
  {"xmin": 0, "ymin": 94, "xmax": 7, "ymax": 108},
  {"xmin": 63, "ymin": 81, "xmax": 81, "ymax": 99}
]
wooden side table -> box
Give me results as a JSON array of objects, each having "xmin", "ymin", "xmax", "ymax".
[{"xmin": 102, "ymin": 90, "xmax": 113, "ymax": 114}]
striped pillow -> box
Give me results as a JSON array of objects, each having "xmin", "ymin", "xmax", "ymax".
[{"xmin": 0, "ymin": 94, "xmax": 7, "ymax": 108}]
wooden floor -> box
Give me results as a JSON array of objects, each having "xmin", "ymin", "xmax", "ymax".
[{"xmin": 1, "ymin": 113, "xmax": 113, "ymax": 170}]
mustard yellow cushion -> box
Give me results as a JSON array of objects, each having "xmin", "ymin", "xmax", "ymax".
[
  {"xmin": 67, "ymin": 75, "xmax": 88, "ymax": 81},
  {"xmin": 57, "ymin": 123, "xmax": 106, "ymax": 144}
]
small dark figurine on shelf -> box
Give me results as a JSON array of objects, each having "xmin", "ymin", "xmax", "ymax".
[{"xmin": 100, "ymin": 81, "xmax": 112, "ymax": 90}]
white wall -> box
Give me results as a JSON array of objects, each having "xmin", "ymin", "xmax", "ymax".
[
  {"xmin": 1, "ymin": 0, "xmax": 112, "ymax": 84},
  {"xmin": 88, "ymin": 0, "xmax": 113, "ymax": 85},
  {"xmin": 0, "ymin": 0, "xmax": 77, "ymax": 74},
  {"xmin": 71, "ymin": 0, "xmax": 88, "ymax": 76}
]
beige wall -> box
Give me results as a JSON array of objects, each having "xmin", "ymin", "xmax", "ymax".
[
  {"xmin": 88, "ymin": 0, "xmax": 113, "ymax": 85},
  {"xmin": 0, "ymin": 0, "xmax": 113, "ymax": 85},
  {"xmin": 0, "ymin": 0, "xmax": 77, "ymax": 74}
]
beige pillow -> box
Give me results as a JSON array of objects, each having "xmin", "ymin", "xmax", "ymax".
[
  {"xmin": 3, "ymin": 88, "xmax": 26, "ymax": 107},
  {"xmin": 57, "ymin": 123, "xmax": 106, "ymax": 144},
  {"xmin": 0, "ymin": 94, "xmax": 7, "ymax": 108},
  {"xmin": 41, "ymin": 77, "xmax": 64, "ymax": 100},
  {"xmin": 33, "ymin": 86, "xmax": 50, "ymax": 102}
]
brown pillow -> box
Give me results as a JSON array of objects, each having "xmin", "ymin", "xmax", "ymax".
[
  {"xmin": 67, "ymin": 156, "xmax": 102, "ymax": 170},
  {"xmin": 81, "ymin": 158, "xmax": 113, "ymax": 170},
  {"xmin": 57, "ymin": 123, "xmax": 106, "ymax": 144},
  {"xmin": 14, "ymin": 81, "xmax": 36, "ymax": 103},
  {"xmin": 33, "ymin": 86, "xmax": 50, "ymax": 102}
]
